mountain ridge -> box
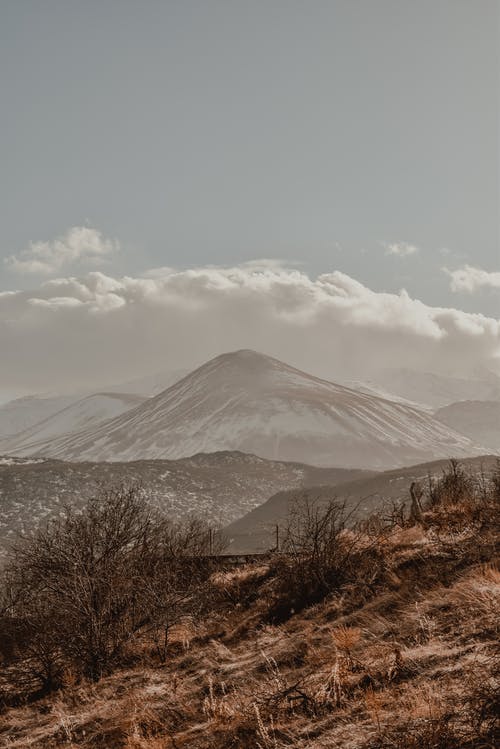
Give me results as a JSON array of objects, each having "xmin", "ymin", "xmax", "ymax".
[
  {"xmin": 225, "ymin": 453, "xmax": 500, "ymax": 551},
  {"xmin": 0, "ymin": 392, "xmax": 146, "ymax": 453},
  {"xmin": 4, "ymin": 350, "xmax": 482, "ymax": 468},
  {"xmin": 0, "ymin": 451, "xmax": 370, "ymax": 556}
]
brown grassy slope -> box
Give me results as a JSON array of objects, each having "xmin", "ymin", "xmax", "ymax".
[
  {"xmin": 0, "ymin": 495, "xmax": 498, "ymax": 748},
  {"xmin": 225, "ymin": 454, "xmax": 499, "ymax": 552}
]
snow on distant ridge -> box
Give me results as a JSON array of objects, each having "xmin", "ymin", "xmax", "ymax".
[
  {"xmin": 0, "ymin": 370, "xmax": 185, "ymax": 440},
  {"xmin": 8, "ymin": 350, "xmax": 483, "ymax": 469}
]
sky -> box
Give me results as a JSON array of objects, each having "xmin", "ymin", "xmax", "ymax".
[{"xmin": 0, "ymin": 1, "xmax": 499, "ymax": 398}]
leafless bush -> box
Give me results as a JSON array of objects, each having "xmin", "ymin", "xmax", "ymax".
[
  {"xmin": 268, "ymin": 498, "xmax": 383, "ymax": 620},
  {"xmin": 427, "ymin": 459, "xmax": 475, "ymax": 508},
  {"xmin": 422, "ymin": 459, "xmax": 500, "ymax": 538},
  {"xmin": 0, "ymin": 486, "xmax": 222, "ymax": 692}
]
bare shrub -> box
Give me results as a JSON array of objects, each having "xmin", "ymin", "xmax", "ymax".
[
  {"xmin": 427, "ymin": 459, "xmax": 475, "ymax": 508},
  {"xmin": 268, "ymin": 498, "xmax": 383, "ymax": 620},
  {"xmin": 1, "ymin": 486, "xmax": 220, "ymax": 692},
  {"xmin": 422, "ymin": 459, "xmax": 500, "ymax": 538}
]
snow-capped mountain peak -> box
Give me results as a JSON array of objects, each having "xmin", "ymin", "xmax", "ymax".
[{"xmin": 5, "ymin": 350, "xmax": 482, "ymax": 469}]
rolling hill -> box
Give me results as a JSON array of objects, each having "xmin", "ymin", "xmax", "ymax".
[
  {"xmin": 0, "ymin": 452, "xmax": 369, "ymax": 557},
  {"xmin": 225, "ymin": 453, "xmax": 499, "ymax": 551}
]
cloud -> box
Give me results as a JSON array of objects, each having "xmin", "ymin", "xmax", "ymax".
[
  {"xmin": 4, "ymin": 227, "xmax": 119, "ymax": 275},
  {"xmin": 445, "ymin": 264, "xmax": 500, "ymax": 293},
  {"xmin": 1, "ymin": 264, "xmax": 499, "ymax": 393},
  {"xmin": 382, "ymin": 241, "xmax": 419, "ymax": 257}
]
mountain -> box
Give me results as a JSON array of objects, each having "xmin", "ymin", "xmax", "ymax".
[
  {"xmin": 0, "ymin": 394, "xmax": 79, "ymax": 439},
  {"xmin": 225, "ymin": 454, "xmax": 499, "ymax": 552},
  {"xmin": 0, "ymin": 392, "xmax": 146, "ymax": 454},
  {"xmin": 339, "ymin": 380, "xmax": 428, "ymax": 411},
  {"xmin": 0, "ymin": 452, "xmax": 368, "ymax": 557},
  {"xmin": 434, "ymin": 401, "xmax": 500, "ymax": 451},
  {"xmin": 0, "ymin": 369, "xmax": 185, "ymax": 440},
  {"xmin": 9, "ymin": 350, "xmax": 481, "ymax": 468},
  {"xmin": 98, "ymin": 369, "xmax": 189, "ymax": 396},
  {"xmin": 366, "ymin": 368, "xmax": 500, "ymax": 410}
]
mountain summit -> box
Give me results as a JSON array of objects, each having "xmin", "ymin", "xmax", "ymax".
[{"xmin": 7, "ymin": 350, "xmax": 479, "ymax": 468}]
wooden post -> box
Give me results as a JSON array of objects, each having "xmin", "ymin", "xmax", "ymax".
[{"xmin": 409, "ymin": 482, "xmax": 423, "ymax": 524}]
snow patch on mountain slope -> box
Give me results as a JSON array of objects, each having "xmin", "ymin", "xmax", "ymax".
[{"xmin": 11, "ymin": 350, "xmax": 483, "ymax": 469}]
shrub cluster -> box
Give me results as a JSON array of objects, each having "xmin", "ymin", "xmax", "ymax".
[{"xmin": 0, "ymin": 486, "xmax": 222, "ymax": 694}]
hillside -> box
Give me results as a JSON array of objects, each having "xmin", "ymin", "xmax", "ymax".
[
  {"xmin": 225, "ymin": 454, "xmax": 500, "ymax": 552},
  {"xmin": 0, "ymin": 394, "xmax": 79, "ymax": 439},
  {"xmin": 0, "ymin": 392, "xmax": 145, "ymax": 454},
  {"xmin": 0, "ymin": 464, "xmax": 498, "ymax": 748},
  {"xmin": 367, "ymin": 367, "xmax": 500, "ymax": 409},
  {"xmin": 434, "ymin": 400, "xmax": 500, "ymax": 451},
  {"xmin": 0, "ymin": 370, "xmax": 185, "ymax": 442},
  {"xmin": 0, "ymin": 452, "xmax": 369, "ymax": 556},
  {"xmin": 11, "ymin": 350, "xmax": 482, "ymax": 468}
]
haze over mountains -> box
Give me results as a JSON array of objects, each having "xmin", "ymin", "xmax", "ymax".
[
  {"xmin": 0, "ymin": 395, "xmax": 80, "ymax": 438},
  {"xmin": 362, "ymin": 368, "xmax": 500, "ymax": 410},
  {"xmin": 0, "ymin": 370, "xmax": 187, "ymax": 440},
  {"xmin": 0, "ymin": 350, "xmax": 482, "ymax": 469},
  {"xmin": 0, "ymin": 393, "xmax": 146, "ymax": 454},
  {"xmin": 434, "ymin": 400, "xmax": 500, "ymax": 451}
]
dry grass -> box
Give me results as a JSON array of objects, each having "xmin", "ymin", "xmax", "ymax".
[
  {"xmin": 1, "ymin": 477, "xmax": 499, "ymax": 749},
  {"xmin": 331, "ymin": 626, "xmax": 362, "ymax": 654}
]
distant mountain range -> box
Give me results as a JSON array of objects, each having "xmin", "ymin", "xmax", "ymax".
[
  {"xmin": 363, "ymin": 368, "xmax": 500, "ymax": 410},
  {"xmin": 0, "ymin": 393, "xmax": 145, "ymax": 453},
  {"xmin": 0, "ymin": 350, "xmax": 482, "ymax": 469},
  {"xmin": 0, "ymin": 369, "xmax": 187, "ymax": 440},
  {"xmin": 0, "ymin": 394, "xmax": 80, "ymax": 438},
  {"xmin": 434, "ymin": 401, "xmax": 500, "ymax": 451}
]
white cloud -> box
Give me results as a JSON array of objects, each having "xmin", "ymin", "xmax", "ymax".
[
  {"xmin": 1, "ymin": 264, "xmax": 499, "ymax": 393},
  {"xmin": 445, "ymin": 264, "xmax": 500, "ymax": 293},
  {"xmin": 4, "ymin": 226, "xmax": 119, "ymax": 275},
  {"xmin": 382, "ymin": 241, "xmax": 419, "ymax": 257}
]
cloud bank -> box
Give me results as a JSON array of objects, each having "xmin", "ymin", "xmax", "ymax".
[
  {"xmin": 1, "ymin": 264, "xmax": 499, "ymax": 393},
  {"xmin": 446, "ymin": 264, "xmax": 500, "ymax": 293},
  {"xmin": 5, "ymin": 227, "xmax": 119, "ymax": 275}
]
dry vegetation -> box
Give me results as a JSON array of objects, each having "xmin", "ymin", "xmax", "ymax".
[{"xmin": 0, "ymin": 460, "xmax": 499, "ymax": 748}]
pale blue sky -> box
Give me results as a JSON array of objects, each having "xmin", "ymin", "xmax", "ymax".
[{"xmin": 0, "ymin": 0, "xmax": 498, "ymax": 318}]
